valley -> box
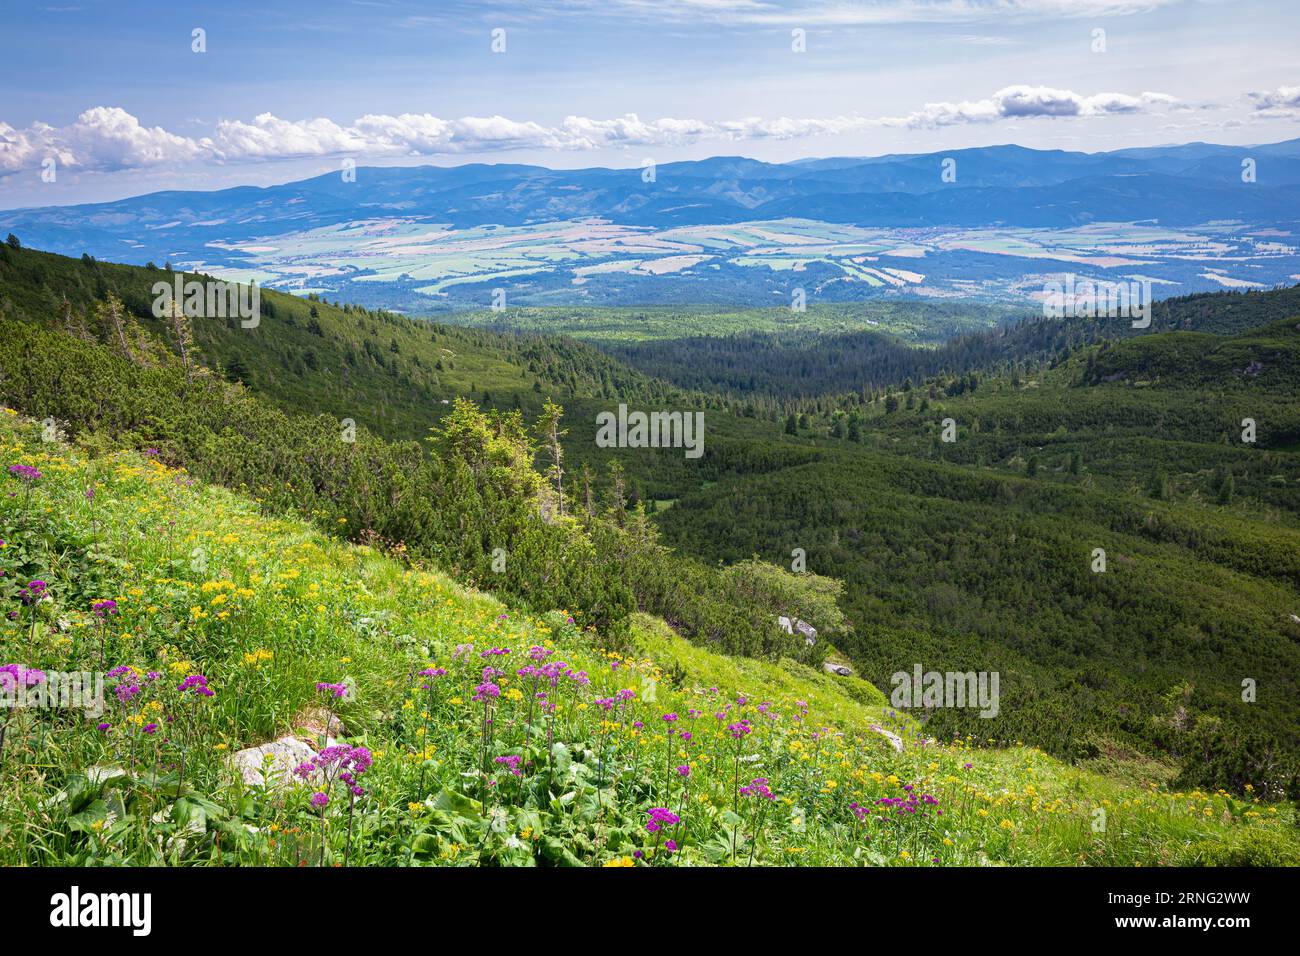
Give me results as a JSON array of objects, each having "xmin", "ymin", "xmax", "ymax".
[
  {"xmin": 3, "ymin": 243, "xmax": 1297, "ymax": 806},
  {"xmin": 6, "ymin": 140, "xmax": 1300, "ymax": 313},
  {"xmin": 4, "ymin": 0, "xmax": 1299, "ymax": 903}
]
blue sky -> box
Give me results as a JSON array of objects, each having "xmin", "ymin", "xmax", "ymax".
[{"xmin": 2, "ymin": 0, "xmax": 1298, "ymax": 207}]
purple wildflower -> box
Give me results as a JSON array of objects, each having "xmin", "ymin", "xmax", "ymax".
[
  {"xmin": 178, "ymin": 674, "xmax": 215, "ymax": 698},
  {"xmin": 494, "ymin": 754, "xmax": 523, "ymax": 777}
]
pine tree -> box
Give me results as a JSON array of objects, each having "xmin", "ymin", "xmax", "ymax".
[
  {"xmin": 578, "ymin": 462, "xmax": 595, "ymax": 516},
  {"xmin": 97, "ymin": 292, "xmax": 141, "ymax": 366},
  {"xmin": 605, "ymin": 460, "xmax": 627, "ymax": 525},
  {"xmin": 166, "ymin": 299, "xmax": 197, "ymax": 383},
  {"xmin": 535, "ymin": 400, "xmax": 567, "ymax": 517},
  {"xmin": 61, "ymin": 295, "xmax": 90, "ymax": 341},
  {"xmin": 1149, "ymin": 468, "xmax": 1167, "ymax": 500}
]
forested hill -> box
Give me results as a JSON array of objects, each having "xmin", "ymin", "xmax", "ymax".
[
  {"xmin": 0, "ymin": 240, "xmax": 850, "ymax": 688},
  {"xmin": 2, "ymin": 240, "xmax": 1298, "ymax": 800},
  {"xmin": 1083, "ymin": 317, "xmax": 1300, "ymax": 391},
  {"xmin": 0, "ymin": 242, "xmax": 707, "ymax": 441},
  {"xmin": 606, "ymin": 284, "xmax": 1300, "ymax": 400},
  {"xmin": 641, "ymin": 313, "xmax": 1300, "ymax": 798}
]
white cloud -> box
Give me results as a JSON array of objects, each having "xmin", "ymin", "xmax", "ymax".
[
  {"xmin": 0, "ymin": 87, "xmax": 1186, "ymax": 175},
  {"xmin": 1248, "ymin": 84, "xmax": 1300, "ymax": 117},
  {"xmin": 65, "ymin": 107, "xmax": 203, "ymax": 169},
  {"xmin": 1, "ymin": 107, "xmax": 198, "ymax": 173},
  {"xmin": 0, "ymin": 121, "xmax": 60, "ymax": 174},
  {"xmin": 891, "ymin": 86, "xmax": 1180, "ymax": 128},
  {"xmin": 206, "ymin": 113, "xmax": 370, "ymax": 162}
]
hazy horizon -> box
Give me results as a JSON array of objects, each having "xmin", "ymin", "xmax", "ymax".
[
  {"xmin": 3, "ymin": 0, "xmax": 1299, "ymax": 207},
  {"xmin": 2, "ymin": 132, "xmax": 1296, "ymax": 213}
]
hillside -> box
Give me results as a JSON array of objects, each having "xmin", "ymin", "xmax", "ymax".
[
  {"xmin": 643, "ymin": 319, "xmax": 1300, "ymax": 795},
  {"xmin": 3, "ymin": 411, "xmax": 1296, "ymax": 866},
  {"xmin": 1084, "ymin": 317, "xmax": 1300, "ymax": 392},
  {"xmin": 0, "ymin": 243, "xmax": 697, "ymax": 442},
  {"xmin": 0, "ymin": 245, "xmax": 851, "ymax": 676},
  {"xmin": 597, "ymin": 285, "xmax": 1300, "ymax": 400},
  {"xmin": 2, "ymin": 245, "xmax": 1298, "ymax": 805}
]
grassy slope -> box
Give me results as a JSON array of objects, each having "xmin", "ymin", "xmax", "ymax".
[
  {"xmin": 2, "ymin": 245, "xmax": 1297, "ymax": 835},
  {"xmin": 0, "ymin": 246, "xmax": 689, "ymax": 443},
  {"xmin": 638, "ymin": 320, "xmax": 1300, "ymax": 787},
  {"xmin": 3, "ymin": 411, "xmax": 1296, "ymax": 866}
]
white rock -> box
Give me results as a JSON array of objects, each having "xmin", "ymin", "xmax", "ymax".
[
  {"xmin": 294, "ymin": 706, "xmax": 345, "ymax": 740},
  {"xmin": 869, "ymin": 724, "xmax": 905, "ymax": 754},
  {"xmin": 230, "ymin": 736, "xmax": 319, "ymax": 788}
]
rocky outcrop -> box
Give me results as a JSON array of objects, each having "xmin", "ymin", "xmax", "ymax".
[
  {"xmin": 229, "ymin": 709, "xmax": 345, "ymax": 788},
  {"xmin": 869, "ymin": 724, "xmax": 905, "ymax": 754},
  {"xmin": 230, "ymin": 736, "xmax": 319, "ymax": 788}
]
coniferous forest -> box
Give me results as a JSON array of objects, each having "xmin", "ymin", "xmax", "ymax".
[{"xmin": 2, "ymin": 5, "xmax": 1299, "ymax": 930}]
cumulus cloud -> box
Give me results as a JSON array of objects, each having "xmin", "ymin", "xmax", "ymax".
[
  {"xmin": 0, "ymin": 88, "xmax": 1184, "ymax": 175},
  {"xmin": 65, "ymin": 107, "xmax": 203, "ymax": 168},
  {"xmin": 207, "ymin": 113, "xmax": 371, "ymax": 162},
  {"xmin": 554, "ymin": 113, "xmax": 868, "ymax": 149},
  {"xmin": 1247, "ymin": 84, "xmax": 1300, "ymax": 117},
  {"xmin": 1, "ymin": 107, "xmax": 199, "ymax": 174},
  {"xmin": 890, "ymin": 86, "xmax": 1180, "ymax": 129},
  {"xmin": 0, "ymin": 121, "xmax": 61, "ymax": 174}
]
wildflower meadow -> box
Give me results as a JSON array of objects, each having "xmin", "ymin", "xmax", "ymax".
[{"xmin": 2, "ymin": 409, "xmax": 1295, "ymax": 868}]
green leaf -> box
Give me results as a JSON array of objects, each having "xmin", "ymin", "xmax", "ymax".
[
  {"xmin": 67, "ymin": 799, "xmax": 109, "ymax": 834},
  {"xmin": 540, "ymin": 836, "xmax": 583, "ymax": 867},
  {"xmin": 550, "ymin": 742, "xmax": 572, "ymax": 776},
  {"xmin": 57, "ymin": 772, "xmax": 98, "ymax": 814},
  {"xmin": 430, "ymin": 788, "xmax": 482, "ymax": 819},
  {"xmin": 410, "ymin": 833, "xmax": 440, "ymax": 857}
]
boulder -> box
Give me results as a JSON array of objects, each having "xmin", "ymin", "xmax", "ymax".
[
  {"xmin": 823, "ymin": 662, "xmax": 852, "ymax": 677},
  {"xmin": 293, "ymin": 706, "xmax": 345, "ymax": 742},
  {"xmin": 230, "ymin": 736, "xmax": 319, "ymax": 788},
  {"xmin": 869, "ymin": 724, "xmax": 905, "ymax": 754}
]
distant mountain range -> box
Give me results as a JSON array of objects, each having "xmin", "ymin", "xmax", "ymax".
[{"xmin": 4, "ymin": 138, "xmax": 1300, "ymax": 311}]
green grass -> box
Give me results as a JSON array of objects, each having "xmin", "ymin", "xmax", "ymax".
[
  {"xmin": 630, "ymin": 613, "xmax": 891, "ymax": 728},
  {"xmin": 2, "ymin": 410, "xmax": 1296, "ymax": 867},
  {"xmin": 0, "ymin": 245, "xmax": 687, "ymax": 444}
]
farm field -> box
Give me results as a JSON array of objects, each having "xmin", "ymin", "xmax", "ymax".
[{"xmin": 195, "ymin": 217, "xmax": 1300, "ymax": 313}]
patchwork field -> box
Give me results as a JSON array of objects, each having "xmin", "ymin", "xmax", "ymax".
[{"xmin": 189, "ymin": 217, "xmax": 1300, "ymax": 313}]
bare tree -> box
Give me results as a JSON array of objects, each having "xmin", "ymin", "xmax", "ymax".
[{"xmin": 535, "ymin": 399, "xmax": 568, "ymax": 516}]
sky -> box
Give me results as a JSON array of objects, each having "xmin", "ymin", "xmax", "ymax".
[{"xmin": 1, "ymin": 0, "xmax": 1298, "ymax": 208}]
